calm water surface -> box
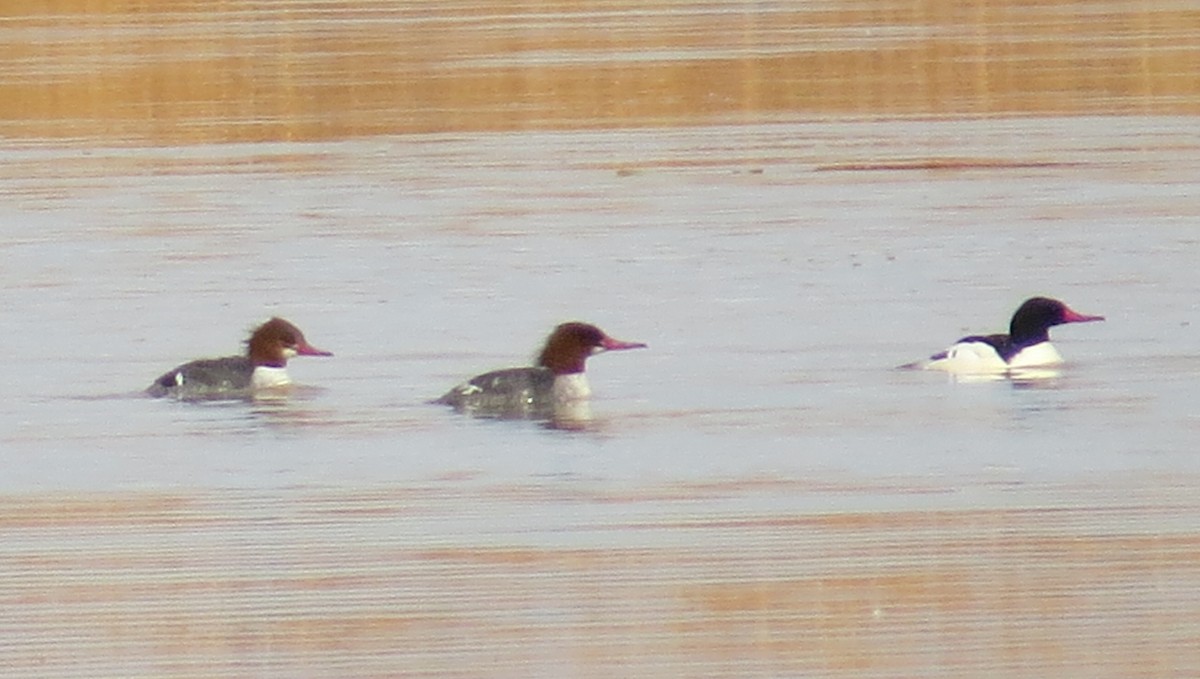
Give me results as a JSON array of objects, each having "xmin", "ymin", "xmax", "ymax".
[
  {"xmin": 6, "ymin": 2, "xmax": 1200, "ymax": 674},
  {"xmin": 2, "ymin": 116, "xmax": 1200, "ymax": 676}
]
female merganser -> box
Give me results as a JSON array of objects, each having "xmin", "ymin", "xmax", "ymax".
[
  {"xmin": 147, "ymin": 317, "xmax": 332, "ymax": 399},
  {"xmin": 435, "ymin": 322, "xmax": 646, "ymax": 419},
  {"xmin": 906, "ymin": 297, "xmax": 1103, "ymax": 374}
]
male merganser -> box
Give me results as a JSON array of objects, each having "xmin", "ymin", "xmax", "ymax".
[
  {"xmin": 434, "ymin": 322, "xmax": 646, "ymax": 419},
  {"xmin": 147, "ymin": 317, "xmax": 332, "ymax": 399},
  {"xmin": 906, "ymin": 297, "xmax": 1104, "ymax": 374}
]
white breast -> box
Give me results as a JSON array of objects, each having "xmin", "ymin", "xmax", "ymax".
[
  {"xmin": 552, "ymin": 373, "xmax": 591, "ymax": 403},
  {"xmin": 1007, "ymin": 342, "xmax": 1063, "ymax": 368},
  {"xmin": 251, "ymin": 366, "xmax": 292, "ymax": 390}
]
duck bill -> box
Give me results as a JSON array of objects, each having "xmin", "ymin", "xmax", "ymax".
[
  {"xmin": 296, "ymin": 341, "xmax": 333, "ymax": 357},
  {"xmin": 1061, "ymin": 307, "xmax": 1105, "ymax": 324},
  {"xmin": 599, "ymin": 336, "xmax": 647, "ymax": 352}
]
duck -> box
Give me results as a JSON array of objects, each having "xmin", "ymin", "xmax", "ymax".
[
  {"xmin": 906, "ymin": 297, "xmax": 1103, "ymax": 375},
  {"xmin": 435, "ymin": 321, "xmax": 646, "ymax": 419},
  {"xmin": 147, "ymin": 317, "xmax": 331, "ymax": 399}
]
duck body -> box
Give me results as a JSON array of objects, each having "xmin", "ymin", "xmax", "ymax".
[
  {"xmin": 924, "ymin": 333, "xmax": 1065, "ymax": 373},
  {"xmin": 435, "ymin": 366, "xmax": 558, "ymax": 418},
  {"xmin": 148, "ymin": 356, "xmax": 256, "ymax": 398}
]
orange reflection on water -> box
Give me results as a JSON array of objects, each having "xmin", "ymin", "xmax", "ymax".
[
  {"xmin": 1, "ymin": 0, "xmax": 1198, "ymax": 143},
  {"xmin": 3, "ymin": 482, "xmax": 1199, "ymax": 677}
]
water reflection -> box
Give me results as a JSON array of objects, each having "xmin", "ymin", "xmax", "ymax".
[
  {"xmin": 1007, "ymin": 368, "xmax": 1065, "ymax": 386},
  {"xmin": 0, "ymin": 1, "xmax": 1196, "ymax": 143},
  {"xmin": 4, "ymin": 480, "xmax": 1199, "ymax": 678},
  {"xmin": 939, "ymin": 367, "xmax": 1065, "ymax": 384}
]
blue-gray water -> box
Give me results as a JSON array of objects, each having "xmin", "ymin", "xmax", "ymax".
[{"xmin": 3, "ymin": 117, "xmax": 1200, "ymax": 677}]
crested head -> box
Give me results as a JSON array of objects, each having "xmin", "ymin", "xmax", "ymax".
[
  {"xmin": 535, "ymin": 322, "xmax": 646, "ymax": 375},
  {"xmin": 245, "ymin": 317, "xmax": 332, "ymax": 368},
  {"xmin": 1010, "ymin": 297, "xmax": 1104, "ymax": 346}
]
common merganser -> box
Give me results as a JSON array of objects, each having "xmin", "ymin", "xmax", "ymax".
[
  {"xmin": 905, "ymin": 297, "xmax": 1104, "ymax": 374},
  {"xmin": 434, "ymin": 322, "xmax": 646, "ymax": 419},
  {"xmin": 147, "ymin": 317, "xmax": 332, "ymax": 399}
]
